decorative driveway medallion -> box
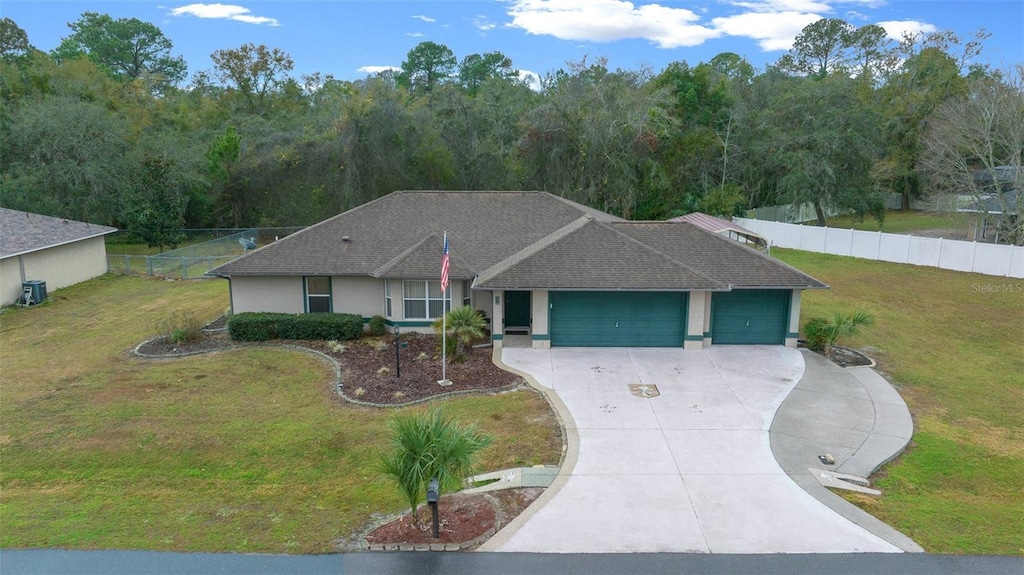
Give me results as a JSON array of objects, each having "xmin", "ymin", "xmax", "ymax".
[{"xmin": 629, "ymin": 384, "xmax": 660, "ymax": 398}]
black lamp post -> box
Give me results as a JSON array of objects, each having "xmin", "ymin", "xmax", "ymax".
[{"xmin": 394, "ymin": 324, "xmax": 400, "ymax": 379}]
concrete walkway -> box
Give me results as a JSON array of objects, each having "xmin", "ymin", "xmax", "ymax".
[
  {"xmin": 481, "ymin": 347, "xmax": 906, "ymax": 553},
  {"xmin": 771, "ymin": 350, "xmax": 921, "ymax": 552}
]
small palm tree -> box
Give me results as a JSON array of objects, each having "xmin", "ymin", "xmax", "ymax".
[
  {"xmin": 378, "ymin": 407, "xmax": 492, "ymax": 527},
  {"xmin": 433, "ymin": 305, "xmax": 486, "ymax": 358},
  {"xmin": 804, "ymin": 308, "xmax": 875, "ymax": 356}
]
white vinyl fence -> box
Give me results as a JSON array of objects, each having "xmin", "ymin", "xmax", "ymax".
[{"xmin": 735, "ymin": 218, "xmax": 1024, "ymax": 278}]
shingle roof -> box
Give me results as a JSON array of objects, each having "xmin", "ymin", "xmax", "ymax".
[
  {"xmin": 0, "ymin": 208, "xmax": 117, "ymax": 259},
  {"xmin": 612, "ymin": 222, "xmax": 827, "ymax": 289},
  {"xmin": 475, "ymin": 219, "xmax": 724, "ymax": 290},
  {"xmin": 210, "ymin": 191, "xmax": 622, "ymax": 277},
  {"xmin": 372, "ymin": 233, "xmax": 474, "ymax": 279},
  {"xmin": 961, "ymin": 191, "xmax": 1019, "ymax": 215},
  {"xmin": 210, "ymin": 190, "xmax": 826, "ymax": 290}
]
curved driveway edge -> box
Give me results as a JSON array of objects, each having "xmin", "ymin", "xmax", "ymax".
[
  {"xmin": 770, "ymin": 350, "xmax": 923, "ymax": 553},
  {"xmin": 479, "ymin": 345, "xmax": 581, "ymax": 551},
  {"xmin": 482, "ymin": 346, "xmax": 902, "ymax": 553}
]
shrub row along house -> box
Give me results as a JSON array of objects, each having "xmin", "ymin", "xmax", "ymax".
[{"xmin": 210, "ymin": 191, "xmax": 827, "ymax": 348}]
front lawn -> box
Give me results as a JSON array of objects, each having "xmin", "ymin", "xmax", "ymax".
[
  {"xmin": 0, "ymin": 275, "xmax": 562, "ymax": 553},
  {"xmin": 774, "ymin": 249, "xmax": 1023, "ymax": 555}
]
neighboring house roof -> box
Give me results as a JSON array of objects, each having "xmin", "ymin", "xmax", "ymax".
[
  {"xmin": 961, "ymin": 191, "xmax": 1020, "ymax": 215},
  {"xmin": 210, "ymin": 191, "xmax": 826, "ymax": 291},
  {"xmin": 668, "ymin": 212, "xmax": 768, "ymax": 251},
  {"xmin": 0, "ymin": 208, "xmax": 117, "ymax": 259},
  {"xmin": 973, "ymin": 166, "xmax": 1022, "ymax": 187}
]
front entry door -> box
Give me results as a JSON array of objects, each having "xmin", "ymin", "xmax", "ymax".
[{"xmin": 504, "ymin": 291, "xmax": 531, "ymax": 334}]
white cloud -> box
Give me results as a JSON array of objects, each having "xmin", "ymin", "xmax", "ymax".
[
  {"xmin": 169, "ymin": 4, "xmax": 279, "ymax": 26},
  {"xmin": 727, "ymin": 0, "xmax": 833, "ymax": 12},
  {"xmin": 506, "ymin": 0, "xmax": 720, "ymax": 48},
  {"xmin": 412, "ymin": 15, "xmax": 436, "ymax": 23},
  {"xmin": 504, "ymin": 1, "xmax": 899, "ymax": 55},
  {"xmin": 712, "ymin": 10, "xmax": 821, "ymax": 51},
  {"xmin": 357, "ymin": 65, "xmax": 401, "ymax": 75},
  {"xmin": 518, "ymin": 69, "xmax": 542, "ymax": 91},
  {"xmin": 406, "ymin": 32, "xmax": 425, "ymax": 37},
  {"xmin": 877, "ymin": 20, "xmax": 937, "ymax": 41},
  {"xmin": 845, "ymin": 10, "xmax": 869, "ymax": 21},
  {"xmin": 473, "ymin": 16, "xmax": 497, "ymax": 31}
]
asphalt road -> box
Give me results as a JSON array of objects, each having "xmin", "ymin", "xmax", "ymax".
[{"xmin": 3, "ymin": 550, "xmax": 1022, "ymax": 575}]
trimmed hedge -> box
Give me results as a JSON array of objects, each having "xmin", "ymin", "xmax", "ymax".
[{"xmin": 228, "ymin": 312, "xmax": 364, "ymax": 342}]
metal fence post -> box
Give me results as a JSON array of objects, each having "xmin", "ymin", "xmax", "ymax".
[{"xmin": 147, "ymin": 256, "xmax": 153, "ymax": 277}]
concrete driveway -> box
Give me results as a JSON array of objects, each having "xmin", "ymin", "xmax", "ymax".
[{"xmin": 479, "ymin": 347, "xmax": 901, "ymax": 553}]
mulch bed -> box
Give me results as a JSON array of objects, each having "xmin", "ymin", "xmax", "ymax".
[
  {"xmin": 825, "ymin": 345, "xmax": 874, "ymax": 367},
  {"xmin": 306, "ymin": 333, "xmax": 522, "ymax": 405},
  {"xmin": 134, "ymin": 323, "xmax": 522, "ymax": 405},
  {"xmin": 797, "ymin": 342, "xmax": 874, "ymax": 368},
  {"xmin": 135, "ymin": 331, "xmax": 234, "ymax": 356},
  {"xmin": 363, "ymin": 488, "xmax": 543, "ymax": 549}
]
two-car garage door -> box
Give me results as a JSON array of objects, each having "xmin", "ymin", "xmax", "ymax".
[{"xmin": 549, "ymin": 291, "xmax": 685, "ymax": 347}]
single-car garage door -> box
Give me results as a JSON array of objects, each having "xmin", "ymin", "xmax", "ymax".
[
  {"xmin": 550, "ymin": 291, "xmax": 686, "ymax": 347},
  {"xmin": 711, "ymin": 289, "xmax": 789, "ymax": 344}
]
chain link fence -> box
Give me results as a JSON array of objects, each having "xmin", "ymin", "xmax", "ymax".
[{"xmin": 106, "ymin": 227, "xmax": 306, "ymax": 279}]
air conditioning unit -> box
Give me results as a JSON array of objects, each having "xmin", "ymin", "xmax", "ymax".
[{"xmin": 19, "ymin": 280, "xmax": 47, "ymax": 306}]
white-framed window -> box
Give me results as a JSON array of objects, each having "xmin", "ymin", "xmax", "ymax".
[
  {"xmin": 403, "ymin": 280, "xmax": 450, "ymax": 319},
  {"xmin": 305, "ymin": 276, "xmax": 332, "ymax": 313},
  {"xmin": 462, "ymin": 280, "xmax": 472, "ymax": 307},
  {"xmin": 384, "ymin": 279, "xmax": 392, "ymax": 317}
]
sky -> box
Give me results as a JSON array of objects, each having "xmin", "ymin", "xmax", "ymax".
[{"xmin": 2, "ymin": 1, "xmax": 1021, "ymax": 89}]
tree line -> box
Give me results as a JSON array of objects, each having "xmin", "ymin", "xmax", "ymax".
[{"xmin": 1, "ymin": 13, "xmax": 1021, "ymax": 247}]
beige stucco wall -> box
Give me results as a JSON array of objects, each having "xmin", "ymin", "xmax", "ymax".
[
  {"xmin": 472, "ymin": 288, "xmax": 493, "ymax": 331},
  {"xmin": 230, "ymin": 276, "xmax": 304, "ymax": 314},
  {"xmin": 703, "ymin": 291, "xmax": 714, "ymax": 347},
  {"xmin": 1, "ymin": 258, "xmax": 23, "ymax": 306},
  {"xmin": 333, "ymin": 276, "xmax": 383, "ymax": 316},
  {"xmin": 786, "ymin": 290, "xmax": 802, "ymax": 348},
  {"xmin": 686, "ymin": 291, "xmax": 708, "ymax": 350},
  {"xmin": 531, "ymin": 289, "xmax": 550, "ymax": 348},
  {"xmin": 1, "ymin": 236, "xmax": 109, "ymax": 305},
  {"xmin": 491, "ymin": 290, "xmax": 505, "ymax": 348}
]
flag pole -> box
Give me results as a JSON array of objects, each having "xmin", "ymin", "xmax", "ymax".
[{"xmin": 441, "ymin": 231, "xmax": 448, "ymax": 384}]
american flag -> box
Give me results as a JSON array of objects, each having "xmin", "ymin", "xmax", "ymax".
[{"xmin": 440, "ymin": 233, "xmax": 450, "ymax": 294}]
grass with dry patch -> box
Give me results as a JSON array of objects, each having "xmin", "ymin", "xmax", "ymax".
[
  {"xmin": 0, "ymin": 275, "xmax": 561, "ymax": 553},
  {"xmin": 775, "ymin": 248, "xmax": 1023, "ymax": 555}
]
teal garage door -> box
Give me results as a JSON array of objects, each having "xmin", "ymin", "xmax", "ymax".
[
  {"xmin": 549, "ymin": 291, "xmax": 686, "ymax": 347},
  {"xmin": 711, "ymin": 290, "xmax": 789, "ymax": 344}
]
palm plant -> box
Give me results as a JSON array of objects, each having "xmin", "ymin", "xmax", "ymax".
[
  {"xmin": 432, "ymin": 305, "xmax": 486, "ymax": 358},
  {"xmin": 377, "ymin": 407, "xmax": 492, "ymax": 526},
  {"xmin": 803, "ymin": 307, "xmax": 875, "ymax": 356}
]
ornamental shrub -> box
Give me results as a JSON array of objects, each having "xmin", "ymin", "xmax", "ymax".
[
  {"xmin": 228, "ymin": 312, "xmax": 363, "ymax": 341},
  {"xmin": 369, "ymin": 315, "xmax": 387, "ymax": 336}
]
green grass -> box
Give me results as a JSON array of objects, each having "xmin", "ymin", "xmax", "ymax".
[
  {"xmin": 821, "ymin": 210, "xmax": 973, "ymax": 234},
  {"xmin": 0, "ymin": 275, "xmax": 562, "ymax": 553},
  {"xmin": 774, "ymin": 248, "xmax": 1024, "ymax": 555}
]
